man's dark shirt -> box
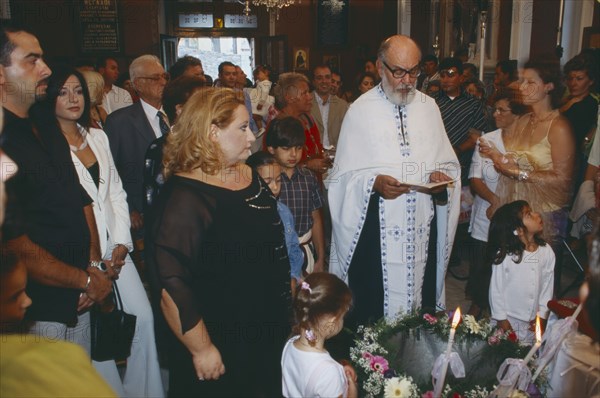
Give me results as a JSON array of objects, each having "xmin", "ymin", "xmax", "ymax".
[
  {"xmin": 433, "ymin": 91, "xmax": 488, "ymax": 184},
  {"xmin": 1, "ymin": 108, "xmax": 92, "ymax": 324}
]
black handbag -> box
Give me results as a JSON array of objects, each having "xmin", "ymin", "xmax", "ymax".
[{"xmin": 90, "ymin": 281, "xmax": 137, "ymax": 362}]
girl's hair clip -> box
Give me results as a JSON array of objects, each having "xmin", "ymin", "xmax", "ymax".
[{"xmin": 301, "ymin": 281, "xmax": 312, "ymax": 293}]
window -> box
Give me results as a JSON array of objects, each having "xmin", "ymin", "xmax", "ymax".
[{"xmin": 178, "ymin": 37, "xmax": 255, "ymax": 82}]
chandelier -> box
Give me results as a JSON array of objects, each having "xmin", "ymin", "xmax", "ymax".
[{"xmin": 243, "ymin": 0, "xmax": 299, "ymax": 19}]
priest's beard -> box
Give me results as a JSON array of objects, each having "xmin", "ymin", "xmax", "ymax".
[{"xmin": 381, "ymin": 74, "xmax": 416, "ymax": 106}]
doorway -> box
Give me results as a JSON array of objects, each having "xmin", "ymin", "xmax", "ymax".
[{"xmin": 178, "ymin": 37, "xmax": 255, "ymax": 83}]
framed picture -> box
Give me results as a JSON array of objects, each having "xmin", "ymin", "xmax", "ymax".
[
  {"xmin": 293, "ymin": 47, "xmax": 309, "ymax": 71},
  {"xmin": 322, "ymin": 54, "xmax": 340, "ymax": 73}
]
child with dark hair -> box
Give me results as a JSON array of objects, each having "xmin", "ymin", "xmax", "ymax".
[
  {"xmin": 487, "ymin": 200, "xmax": 555, "ymax": 344},
  {"xmin": 282, "ymin": 272, "xmax": 357, "ymax": 398},
  {"xmin": 0, "ymin": 245, "xmax": 119, "ymax": 397},
  {"xmin": 246, "ymin": 151, "xmax": 304, "ymax": 293},
  {"xmin": 267, "ymin": 117, "xmax": 326, "ymax": 274},
  {"xmin": 0, "ymin": 246, "xmax": 31, "ymax": 332}
]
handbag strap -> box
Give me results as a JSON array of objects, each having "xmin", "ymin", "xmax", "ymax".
[{"xmin": 112, "ymin": 281, "xmax": 125, "ymax": 311}]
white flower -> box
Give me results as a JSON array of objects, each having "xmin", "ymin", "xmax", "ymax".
[
  {"xmin": 463, "ymin": 314, "xmax": 482, "ymax": 334},
  {"xmin": 464, "ymin": 386, "xmax": 491, "ymax": 398},
  {"xmin": 383, "ymin": 377, "xmax": 416, "ymax": 398}
]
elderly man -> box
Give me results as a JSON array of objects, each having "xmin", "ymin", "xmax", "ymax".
[
  {"xmin": 310, "ymin": 65, "xmax": 348, "ymax": 149},
  {"xmin": 328, "ymin": 35, "xmax": 460, "ymax": 325},
  {"xmin": 0, "ymin": 24, "xmax": 112, "ymax": 344},
  {"xmin": 104, "ymin": 55, "xmax": 169, "ymax": 232}
]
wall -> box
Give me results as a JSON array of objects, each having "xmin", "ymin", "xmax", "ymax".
[
  {"xmin": 529, "ymin": 0, "xmax": 561, "ymax": 59},
  {"xmin": 273, "ymin": 0, "xmax": 396, "ymax": 89},
  {"xmin": 9, "ymin": 0, "xmax": 160, "ymax": 68}
]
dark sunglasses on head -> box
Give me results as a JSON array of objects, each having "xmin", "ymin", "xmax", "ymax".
[{"xmin": 439, "ymin": 69, "xmax": 458, "ymax": 78}]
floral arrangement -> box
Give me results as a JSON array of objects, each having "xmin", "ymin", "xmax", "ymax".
[{"xmin": 350, "ymin": 311, "xmax": 545, "ymax": 398}]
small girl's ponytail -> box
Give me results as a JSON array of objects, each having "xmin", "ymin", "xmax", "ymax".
[{"xmin": 291, "ymin": 273, "xmax": 352, "ymax": 345}]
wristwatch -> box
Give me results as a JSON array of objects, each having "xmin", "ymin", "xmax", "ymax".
[
  {"xmin": 517, "ymin": 170, "xmax": 530, "ymax": 181},
  {"xmin": 89, "ymin": 260, "xmax": 107, "ymax": 271}
]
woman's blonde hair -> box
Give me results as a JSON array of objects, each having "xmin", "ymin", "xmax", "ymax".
[
  {"xmin": 163, "ymin": 87, "xmax": 245, "ymax": 177},
  {"xmin": 81, "ymin": 70, "xmax": 104, "ymax": 106}
]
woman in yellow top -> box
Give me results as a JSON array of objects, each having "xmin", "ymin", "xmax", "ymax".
[{"xmin": 480, "ymin": 56, "xmax": 575, "ymax": 294}]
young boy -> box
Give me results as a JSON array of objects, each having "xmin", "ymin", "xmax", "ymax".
[
  {"xmin": 0, "ymin": 246, "xmax": 117, "ymax": 396},
  {"xmin": 266, "ymin": 116, "xmax": 326, "ymax": 273},
  {"xmin": 247, "ymin": 151, "xmax": 304, "ymax": 293}
]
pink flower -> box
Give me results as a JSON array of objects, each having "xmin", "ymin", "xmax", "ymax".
[
  {"xmin": 493, "ymin": 328, "xmax": 505, "ymax": 337},
  {"xmin": 488, "ymin": 335, "xmax": 500, "ymax": 346},
  {"xmin": 362, "ymin": 352, "xmax": 374, "ymax": 360},
  {"xmin": 422, "ymin": 391, "xmax": 435, "ymax": 398},
  {"xmin": 423, "ymin": 313, "xmax": 438, "ymax": 325},
  {"xmin": 369, "ymin": 355, "xmax": 389, "ymax": 373}
]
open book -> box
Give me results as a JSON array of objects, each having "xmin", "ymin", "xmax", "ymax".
[{"xmin": 402, "ymin": 179, "xmax": 457, "ymax": 192}]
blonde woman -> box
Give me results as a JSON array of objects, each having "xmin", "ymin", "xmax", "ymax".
[
  {"xmin": 147, "ymin": 88, "xmax": 290, "ymax": 397},
  {"xmin": 81, "ymin": 70, "xmax": 108, "ymax": 129}
]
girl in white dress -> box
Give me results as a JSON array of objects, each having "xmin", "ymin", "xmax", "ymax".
[
  {"xmin": 281, "ymin": 273, "xmax": 358, "ymax": 398},
  {"xmin": 487, "ymin": 200, "xmax": 555, "ymax": 344}
]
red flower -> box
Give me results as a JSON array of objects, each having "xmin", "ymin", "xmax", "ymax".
[
  {"xmin": 423, "ymin": 313, "xmax": 438, "ymax": 325},
  {"xmin": 452, "ymin": 393, "xmax": 463, "ymax": 398},
  {"xmin": 507, "ymin": 330, "xmax": 518, "ymax": 342}
]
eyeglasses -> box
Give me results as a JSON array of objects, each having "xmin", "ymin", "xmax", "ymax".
[
  {"xmin": 382, "ymin": 61, "xmax": 421, "ymax": 79},
  {"xmin": 493, "ymin": 107, "xmax": 512, "ymax": 114},
  {"xmin": 439, "ymin": 69, "xmax": 459, "ymax": 78},
  {"xmin": 138, "ymin": 73, "xmax": 170, "ymax": 82}
]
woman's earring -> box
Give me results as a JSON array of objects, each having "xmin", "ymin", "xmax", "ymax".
[
  {"xmin": 513, "ymin": 230, "xmax": 519, "ymax": 236},
  {"xmin": 305, "ymin": 329, "xmax": 316, "ymax": 342}
]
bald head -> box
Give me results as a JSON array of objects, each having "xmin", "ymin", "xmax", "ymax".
[{"xmin": 377, "ymin": 35, "xmax": 421, "ymax": 64}]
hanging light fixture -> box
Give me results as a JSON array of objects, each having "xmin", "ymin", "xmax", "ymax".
[{"xmin": 243, "ymin": 0, "xmax": 300, "ymax": 20}]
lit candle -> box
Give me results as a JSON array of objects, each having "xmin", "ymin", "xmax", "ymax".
[
  {"xmin": 433, "ymin": 307, "xmax": 462, "ymax": 398},
  {"xmin": 522, "ymin": 315, "xmax": 542, "ymax": 365},
  {"xmin": 531, "ymin": 304, "xmax": 582, "ymax": 382}
]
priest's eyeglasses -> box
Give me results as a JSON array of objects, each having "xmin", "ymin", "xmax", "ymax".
[{"xmin": 382, "ymin": 61, "xmax": 421, "ymax": 79}]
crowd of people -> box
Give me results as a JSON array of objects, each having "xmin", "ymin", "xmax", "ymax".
[{"xmin": 1, "ymin": 21, "xmax": 599, "ymax": 397}]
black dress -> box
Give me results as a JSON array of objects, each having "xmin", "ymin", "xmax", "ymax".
[{"xmin": 146, "ymin": 172, "xmax": 291, "ymax": 397}]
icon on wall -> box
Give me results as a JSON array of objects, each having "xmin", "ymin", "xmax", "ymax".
[{"xmin": 293, "ymin": 47, "xmax": 309, "ymax": 71}]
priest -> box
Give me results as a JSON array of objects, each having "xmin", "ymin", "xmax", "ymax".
[{"xmin": 328, "ymin": 35, "xmax": 461, "ymax": 326}]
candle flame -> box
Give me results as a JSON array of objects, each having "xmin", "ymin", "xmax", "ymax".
[
  {"xmin": 535, "ymin": 315, "xmax": 542, "ymax": 343},
  {"xmin": 451, "ymin": 307, "xmax": 461, "ymax": 328}
]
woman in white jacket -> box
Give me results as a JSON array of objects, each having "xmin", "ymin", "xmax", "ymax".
[{"xmin": 41, "ymin": 65, "xmax": 164, "ymax": 397}]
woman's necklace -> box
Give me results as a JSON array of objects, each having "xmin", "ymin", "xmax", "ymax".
[
  {"xmin": 65, "ymin": 126, "xmax": 88, "ymax": 152},
  {"xmin": 528, "ymin": 110, "xmax": 556, "ymax": 130}
]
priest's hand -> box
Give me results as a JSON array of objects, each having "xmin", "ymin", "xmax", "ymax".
[
  {"xmin": 428, "ymin": 171, "xmax": 453, "ymax": 194},
  {"xmin": 374, "ymin": 175, "xmax": 410, "ymax": 199}
]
